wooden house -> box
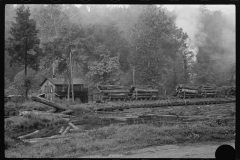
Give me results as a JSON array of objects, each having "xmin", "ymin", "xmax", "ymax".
[{"xmin": 39, "ymin": 78, "xmax": 88, "ymax": 103}]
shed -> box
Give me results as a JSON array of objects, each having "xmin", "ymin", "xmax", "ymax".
[{"xmin": 39, "ymin": 78, "xmax": 88, "ymax": 103}]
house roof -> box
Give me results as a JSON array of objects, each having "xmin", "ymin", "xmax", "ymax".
[{"xmin": 40, "ymin": 78, "xmax": 85, "ymax": 86}]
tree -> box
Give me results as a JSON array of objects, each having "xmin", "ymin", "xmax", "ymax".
[
  {"xmin": 32, "ymin": 4, "xmax": 70, "ymax": 43},
  {"xmin": 131, "ymin": 5, "xmax": 191, "ymax": 94},
  {"xmin": 6, "ymin": 5, "xmax": 41, "ymax": 99}
]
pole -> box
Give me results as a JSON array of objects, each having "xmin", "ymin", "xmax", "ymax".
[
  {"xmin": 70, "ymin": 50, "xmax": 74, "ymax": 102},
  {"xmin": 133, "ymin": 66, "xmax": 135, "ymax": 86},
  {"xmin": 24, "ymin": 36, "xmax": 28, "ymax": 100}
]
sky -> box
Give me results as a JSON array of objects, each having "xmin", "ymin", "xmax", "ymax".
[
  {"xmin": 75, "ymin": 4, "xmax": 235, "ymax": 15},
  {"xmin": 163, "ymin": 5, "xmax": 235, "ymax": 15}
]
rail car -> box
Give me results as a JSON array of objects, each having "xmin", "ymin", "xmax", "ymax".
[
  {"xmin": 175, "ymin": 84, "xmax": 235, "ymax": 99},
  {"xmin": 96, "ymin": 84, "xmax": 235, "ymax": 102},
  {"xmin": 97, "ymin": 85, "xmax": 159, "ymax": 102}
]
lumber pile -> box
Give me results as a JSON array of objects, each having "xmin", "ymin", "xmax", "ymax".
[{"xmin": 130, "ymin": 85, "xmax": 158, "ymax": 100}]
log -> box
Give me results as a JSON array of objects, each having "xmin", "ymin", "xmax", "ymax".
[
  {"xmin": 108, "ymin": 93, "xmax": 128, "ymax": 96},
  {"xmin": 68, "ymin": 122, "xmax": 79, "ymax": 130},
  {"xmin": 135, "ymin": 89, "xmax": 158, "ymax": 93},
  {"xmin": 61, "ymin": 109, "xmax": 73, "ymax": 115},
  {"xmin": 19, "ymin": 110, "xmax": 71, "ymax": 118},
  {"xmin": 18, "ymin": 130, "xmax": 39, "ymax": 139},
  {"xmin": 59, "ymin": 126, "xmax": 65, "ymax": 134},
  {"xmin": 61, "ymin": 126, "xmax": 71, "ymax": 135},
  {"xmin": 98, "ymin": 85, "xmax": 124, "ymax": 90},
  {"xmin": 101, "ymin": 90, "xmax": 129, "ymax": 93},
  {"xmin": 32, "ymin": 96, "xmax": 68, "ymax": 111},
  {"xmin": 181, "ymin": 89, "xmax": 199, "ymax": 93},
  {"xmin": 133, "ymin": 93, "xmax": 156, "ymax": 96},
  {"xmin": 178, "ymin": 84, "xmax": 199, "ymax": 90}
]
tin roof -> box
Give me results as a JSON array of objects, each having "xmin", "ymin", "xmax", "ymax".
[{"xmin": 40, "ymin": 78, "xmax": 85, "ymax": 86}]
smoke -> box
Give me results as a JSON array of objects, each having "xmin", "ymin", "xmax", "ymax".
[
  {"xmin": 171, "ymin": 5, "xmax": 235, "ymax": 83},
  {"xmin": 172, "ymin": 6, "xmax": 207, "ymax": 57}
]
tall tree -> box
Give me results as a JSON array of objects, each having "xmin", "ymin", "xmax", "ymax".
[
  {"xmin": 131, "ymin": 5, "xmax": 190, "ymax": 93},
  {"xmin": 6, "ymin": 5, "xmax": 41, "ymax": 99}
]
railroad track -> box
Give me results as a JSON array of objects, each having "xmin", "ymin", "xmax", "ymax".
[{"xmin": 93, "ymin": 97, "xmax": 235, "ymax": 111}]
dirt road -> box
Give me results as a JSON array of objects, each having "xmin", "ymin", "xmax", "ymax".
[{"xmin": 81, "ymin": 140, "xmax": 235, "ymax": 158}]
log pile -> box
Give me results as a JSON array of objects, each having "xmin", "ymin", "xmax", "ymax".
[
  {"xmin": 130, "ymin": 85, "xmax": 158, "ymax": 100},
  {"xmin": 97, "ymin": 85, "xmax": 129, "ymax": 101},
  {"xmin": 175, "ymin": 84, "xmax": 200, "ymax": 99},
  {"xmin": 200, "ymin": 85, "xmax": 218, "ymax": 98}
]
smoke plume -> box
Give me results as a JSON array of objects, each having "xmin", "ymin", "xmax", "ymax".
[{"xmin": 172, "ymin": 6, "xmax": 207, "ymax": 56}]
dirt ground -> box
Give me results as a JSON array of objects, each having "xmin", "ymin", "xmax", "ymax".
[{"xmin": 81, "ymin": 140, "xmax": 235, "ymax": 158}]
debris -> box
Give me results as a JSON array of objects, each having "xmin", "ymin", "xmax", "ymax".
[
  {"xmin": 68, "ymin": 122, "xmax": 79, "ymax": 130},
  {"xmin": 18, "ymin": 130, "xmax": 39, "ymax": 139},
  {"xmin": 59, "ymin": 126, "xmax": 65, "ymax": 134},
  {"xmin": 61, "ymin": 126, "xmax": 71, "ymax": 135}
]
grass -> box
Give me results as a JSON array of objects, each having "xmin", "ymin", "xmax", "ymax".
[
  {"xmin": 5, "ymin": 114, "xmax": 67, "ymax": 139},
  {"xmin": 5, "ymin": 122, "xmax": 235, "ymax": 158},
  {"xmin": 5, "ymin": 101, "xmax": 53, "ymax": 117}
]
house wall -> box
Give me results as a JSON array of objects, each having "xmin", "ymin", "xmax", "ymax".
[
  {"xmin": 40, "ymin": 80, "xmax": 89, "ymax": 103},
  {"xmin": 40, "ymin": 80, "xmax": 56, "ymax": 101},
  {"xmin": 54, "ymin": 84, "xmax": 88, "ymax": 103}
]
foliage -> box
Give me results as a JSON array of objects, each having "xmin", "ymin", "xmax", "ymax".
[
  {"xmin": 4, "ymin": 5, "xmax": 235, "ymax": 94},
  {"xmin": 6, "ymin": 5, "xmax": 42, "ymax": 71},
  {"xmin": 131, "ymin": 5, "xmax": 191, "ymax": 93}
]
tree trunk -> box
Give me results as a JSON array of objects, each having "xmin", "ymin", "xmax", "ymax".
[
  {"xmin": 67, "ymin": 81, "xmax": 70, "ymax": 101},
  {"xmin": 31, "ymin": 96, "xmax": 70, "ymax": 111},
  {"xmin": 25, "ymin": 36, "xmax": 28, "ymax": 100},
  {"xmin": 70, "ymin": 51, "xmax": 74, "ymax": 102}
]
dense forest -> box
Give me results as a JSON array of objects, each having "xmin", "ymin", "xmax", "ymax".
[{"xmin": 5, "ymin": 4, "xmax": 235, "ymax": 96}]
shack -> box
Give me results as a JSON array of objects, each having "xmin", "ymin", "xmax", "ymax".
[{"xmin": 39, "ymin": 78, "xmax": 88, "ymax": 103}]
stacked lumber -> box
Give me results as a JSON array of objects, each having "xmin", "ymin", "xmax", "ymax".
[
  {"xmin": 200, "ymin": 85, "xmax": 218, "ymax": 98},
  {"xmin": 175, "ymin": 84, "xmax": 200, "ymax": 99},
  {"xmin": 97, "ymin": 85, "xmax": 129, "ymax": 101},
  {"xmin": 130, "ymin": 85, "xmax": 158, "ymax": 100}
]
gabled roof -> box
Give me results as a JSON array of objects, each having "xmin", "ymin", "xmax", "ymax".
[{"xmin": 40, "ymin": 78, "xmax": 85, "ymax": 86}]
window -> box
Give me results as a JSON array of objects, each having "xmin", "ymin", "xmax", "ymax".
[
  {"xmin": 62, "ymin": 86, "xmax": 65, "ymax": 92},
  {"xmin": 74, "ymin": 85, "xmax": 82, "ymax": 92}
]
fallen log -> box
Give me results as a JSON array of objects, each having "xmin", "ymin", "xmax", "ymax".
[
  {"xmin": 68, "ymin": 122, "xmax": 79, "ymax": 130},
  {"xmin": 19, "ymin": 110, "xmax": 72, "ymax": 118},
  {"xmin": 61, "ymin": 109, "xmax": 74, "ymax": 115},
  {"xmin": 59, "ymin": 126, "xmax": 65, "ymax": 134},
  {"xmin": 18, "ymin": 130, "xmax": 39, "ymax": 139},
  {"xmin": 62, "ymin": 126, "xmax": 71, "ymax": 135},
  {"xmin": 31, "ymin": 96, "xmax": 69, "ymax": 112}
]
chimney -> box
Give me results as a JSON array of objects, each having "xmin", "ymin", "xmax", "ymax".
[{"xmin": 52, "ymin": 60, "xmax": 56, "ymax": 79}]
